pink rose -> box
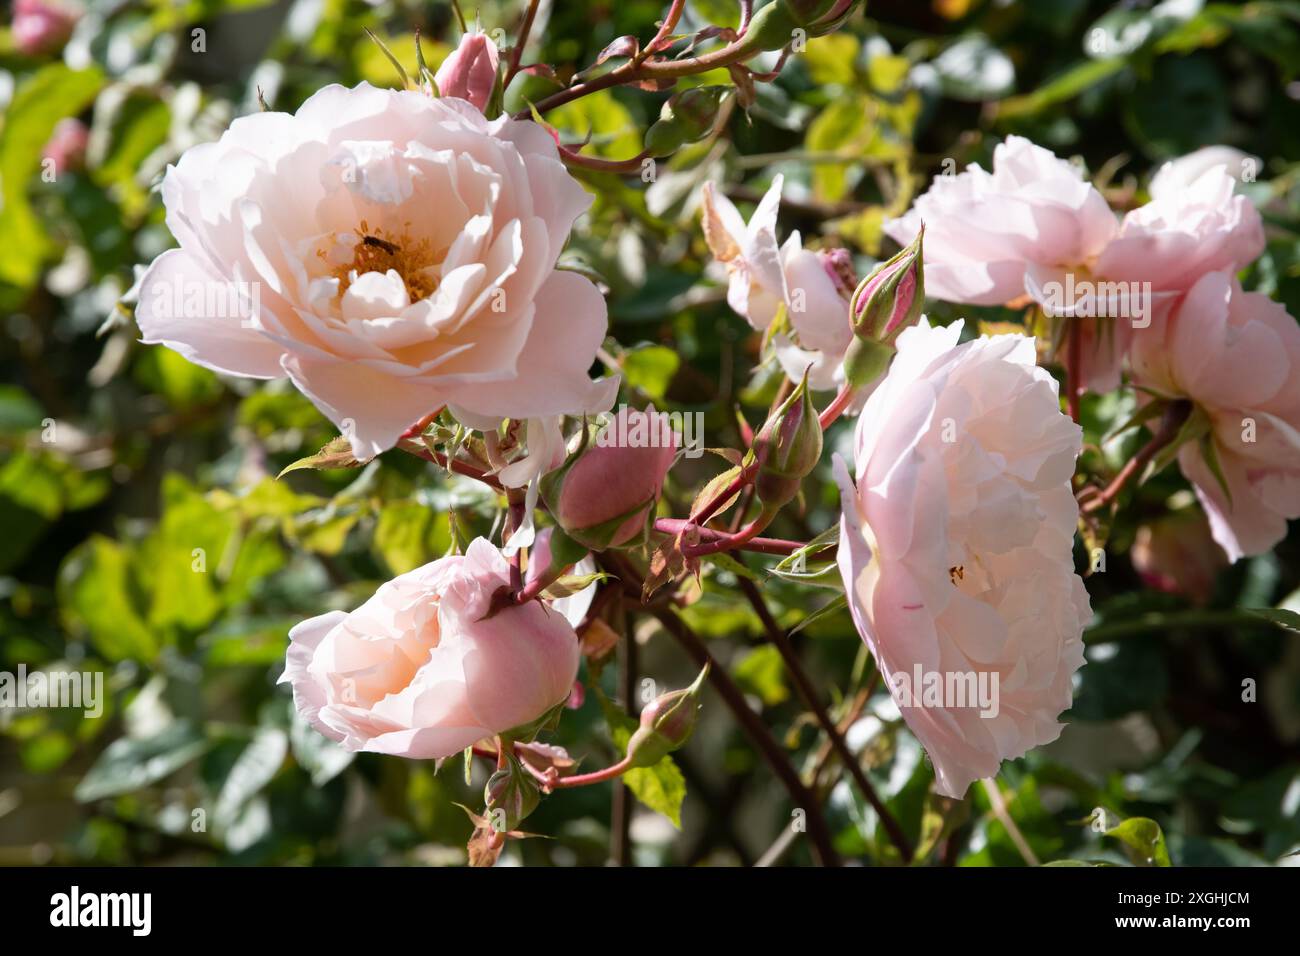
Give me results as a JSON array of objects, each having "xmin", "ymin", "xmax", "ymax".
[
  {"xmin": 281, "ymin": 538, "xmax": 580, "ymax": 758},
  {"xmin": 884, "ymin": 136, "xmax": 1117, "ymax": 307},
  {"xmin": 702, "ymin": 175, "xmax": 852, "ymax": 390},
  {"xmin": 1147, "ymin": 145, "xmax": 1261, "ymax": 198},
  {"xmin": 135, "ymin": 83, "xmax": 617, "ymax": 459},
  {"xmin": 41, "ymin": 117, "xmax": 89, "ymax": 176},
  {"xmin": 543, "ymin": 405, "xmax": 679, "ymax": 548},
  {"xmin": 434, "ymin": 32, "xmax": 501, "ymax": 113},
  {"xmin": 835, "ymin": 319, "xmax": 1089, "ymax": 798},
  {"xmin": 1130, "ymin": 272, "xmax": 1300, "ymax": 561},
  {"xmin": 12, "ymin": 0, "xmax": 78, "ymax": 56},
  {"xmin": 1093, "ymin": 165, "xmax": 1264, "ymax": 294}
]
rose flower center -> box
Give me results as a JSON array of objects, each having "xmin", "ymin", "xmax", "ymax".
[{"xmin": 324, "ymin": 219, "xmax": 440, "ymax": 302}]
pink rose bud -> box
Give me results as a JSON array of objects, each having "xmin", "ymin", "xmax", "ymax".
[
  {"xmin": 41, "ymin": 117, "xmax": 88, "ymax": 176},
  {"xmin": 752, "ymin": 371, "xmax": 822, "ymax": 509},
  {"xmin": 1132, "ymin": 512, "xmax": 1226, "ymax": 605},
  {"xmin": 625, "ymin": 665, "xmax": 709, "ymax": 768},
  {"xmin": 484, "ymin": 753, "xmax": 540, "ymax": 832},
  {"xmin": 434, "ymin": 32, "xmax": 501, "ymax": 114},
  {"xmin": 842, "ymin": 226, "xmax": 925, "ymax": 388},
  {"xmin": 541, "ymin": 406, "xmax": 679, "ymax": 550},
  {"xmin": 12, "ymin": 0, "xmax": 78, "ymax": 56}
]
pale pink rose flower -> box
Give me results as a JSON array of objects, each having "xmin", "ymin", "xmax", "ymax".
[
  {"xmin": 434, "ymin": 32, "xmax": 501, "ymax": 113},
  {"xmin": 135, "ymin": 83, "xmax": 617, "ymax": 458},
  {"xmin": 1130, "ymin": 272, "xmax": 1300, "ymax": 561},
  {"xmin": 835, "ymin": 319, "xmax": 1089, "ymax": 798},
  {"xmin": 883, "ymin": 135, "xmax": 1118, "ymax": 307},
  {"xmin": 1147, "ymin": 145, "xmax": 1261, "ymax": 198},
  {"xmin": 281, "ymin": 538, "xmax": 580, "ymax": 758},
  {"xmin": 41, "ymin": 117, "xmax": 89, "ymax": 175},
  {"xmin": 772, "ymin": 238, "xmax": 854, "ymax": 391},
  {"xmin": 702, "ymin": 176, "xmax": 852, "ymax": 390},
  {"xmin": 702, "ymin": 176, "xmax": 787, "ymax": 329},
  {"xmin": 12, "ymin": 0, "xmax": 78, "ymax": 55},
  {"xmin": 1093, "ymin": 165, "xmax": 1265, "ymax": 294}
]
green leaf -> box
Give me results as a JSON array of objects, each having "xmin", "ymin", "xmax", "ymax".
[
  {"xmin": 806, "ymin": 94, "xmax": 871, "ymax": 202},
  {"xmin": 0, "ymin": 386, "xmax": 44, "ymax": 433},
  {"xmin": 214, "ymin": 727, "xmax": 288, "ymax": 829},
  {"xmin": 732, "ymin": 645, "xmax": 789, "ymax": 706},
  {"xmin": 995, "ymin": 57, "xmax": 1126, "ymax": 120},
  {"xmin": 278, "ymin": 435, "xmax": 367, "ymax": 477},
  {"xmin": 623, "ymin": 759, "xmax": 688, "ymax": 828},
  {"xmin": 1105, "ymin": 817, "xmax": 1173, "ymax": 867},
  {"xmin": 58, "ymin": 535, "xmax": 158, "ymax": 662},
  {"xmin": 1245, "ymin": 607, "xmax": 1300, "ymax": 633},
  {"xmin": 290, "ymin": 711, "xmax": 354, "ymax": 786},
  {"xmin": 621, "ymin": 344, "xmax": 680, "ymax": 401},
  {"xmin": 373, "ymin": 500, "xmax": 451, "ymax": 574},
  {"xmin": 134, "ymin": 347, "xmax": 222, "ymax": 410},
  {"xmin": 75, "ymin": 723, "xmax": 209, "ymax": 802},
  {"xmin": 0, "ymin": 64, "xmax": 104, "ymax": 290}
]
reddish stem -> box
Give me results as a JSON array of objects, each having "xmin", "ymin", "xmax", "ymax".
[
  {"xmin": 818, "ymin": 384, "xmax": 855, "ymax": 431},
  {"xmin": 654, "ymin": 518, "xmax": 815, "ymax": 556}
]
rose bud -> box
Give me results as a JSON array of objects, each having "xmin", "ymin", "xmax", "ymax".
[
  {"xmin": 785, "ymin": 0, "xmax": 859, "ymax": 32},
  {"xmin": 841, "ymin": 226, "xmax": 925, "ymax": 389},
  {"xmin": 1131, "ymin": 511, "xmax": 1226, "ymax": 604},
  {"xmin": 41, "ymin": 118, "xmax": 88, "ymax": 177},
  {"xmin": 736, "ymin": 0, "xmax": 859, "ymax": 53},
  {"xmin": 484, "ymin": 753, "xmax": 541, "ymax": 833},
  {"xmin": 644, "ymin": 86, "xmax": 728, "ymax": 157},
  {"xmin": 434, "ymin": 32, "xmax": 501, "ymax": 114},
  {"xmin": 625, "ymin": 665, "xmax": 709, "ymax": 769},
  {"xmin": 12, "ymin": 0, "xmax": 79, "ymax": 56},
  {"xmin": 541, "ymin": 405, "xmax": 679, "ymax": 550},
  {"xmin": 752, "ymin": 371, "xmax": 823, "ymax": 510}
]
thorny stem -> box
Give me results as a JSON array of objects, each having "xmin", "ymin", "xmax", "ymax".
[
  {"xmin": 504, "ymin": 0, "xmax": 540, "ymax": 88},
  {"xmin": 1079, "ymin": 399, "xmax": 1193, "ymax": 514},
  {"xmin": 649, "ymin": 604, "xmax": 841, "ymax": 866},
  {"xmin": 653, "ymin": 519, "xmax": 822, "ymax": 556},
  {"xmin": 736, "ymin": 574, "xmax": 914, "ymax": 863},
  {"xmin": 397, "ymin": 438, "xmax": 504, "ymax": 491},
  {"xmin": 514, "ymin": 11, "xmax": 767, "ymax": 120}
]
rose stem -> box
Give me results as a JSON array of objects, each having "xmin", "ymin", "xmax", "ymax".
[
  {"xmin": 1079, "ymin": 399, "xmax": 1192, "ymax": 514},
  {"xmin": 735, "ymin": 573, "xmax": 914, "ymax": 862},
  {"xmin": 503, "ymin": 0, "xmax": 540, "ymax": 88},
  {"xmin": 609, "ymin": 590, "xmax": 635, "ymax": 865},
  {"xmin": 650, "ymin": 607, "xmax": 841, "ymax": 866}
]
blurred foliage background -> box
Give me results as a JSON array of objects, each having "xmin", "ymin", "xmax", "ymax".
[{"xmin": 2, "ymin": 0, "xmax": 1300, "ymax": 866}]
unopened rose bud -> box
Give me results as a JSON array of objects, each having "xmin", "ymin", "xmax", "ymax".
[
  {"xmin": 41, "ymin": 118, "xmax": 88, "ymax": 176},
  {"xmin": 842, "ymin": 227, "xmax": 925, "ymax": 388},
  {"xmin": 1132, "ymin": 511, "xmax": 1226, "ymax": 605},
  {"xmin": 541, "ymin": 406, "xmax": 679, "ymax": 550},
  {"xmin": 752, "ymin": 372, "xmax": 822, "ymax": 509},
  {"xmin": 484, "ymin": 753, "xmax": 541, "ymax": 833},
  {"xmin": 786, "ymin": 0, "xmax": 858, "ymax": 30},
  {"xmin": 644, "ymin": 86, "xmax": 728, "ymax": 157},
  {"xmin": 434, "ymin": 32, "xmax": 501, "ymax": 114},
  {"xmin": 12, "ymin": 0, "xmax": 79, "ymax": 56},
  {"xmin": 625, "ymin": 664, "xmax": 709, "ymax": 768}
]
